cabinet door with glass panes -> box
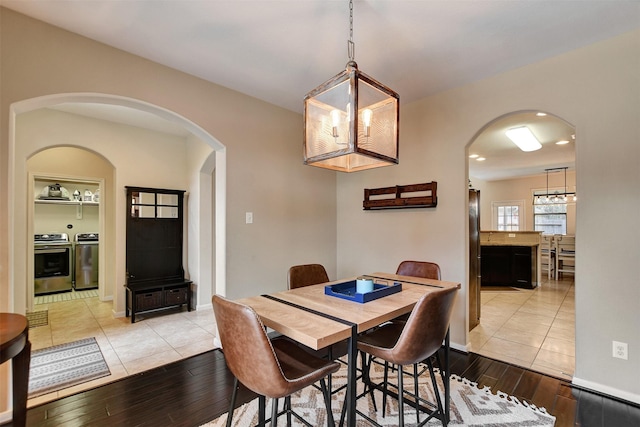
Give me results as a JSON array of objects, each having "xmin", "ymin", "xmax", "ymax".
[{"xmin": 125, "ymin": 187, "xmax": 185, "ymax": 285}]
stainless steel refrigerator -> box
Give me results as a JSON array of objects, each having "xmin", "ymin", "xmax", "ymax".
[{"xmin": 469, "ymin": 189, "xmax": 481, "ymax": 330}]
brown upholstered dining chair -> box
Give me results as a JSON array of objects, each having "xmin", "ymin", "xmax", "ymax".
[
  {"xmin": 357, "ymin": 286, "xmax": 458, "ymax": 426},
  {"xmin": 287, "ymin": 263, "xmax": 330, "ymax": 289},
  {"xmin": 396, "ymin": 260, "xmax": 441, "ymax": 281},
  {"xmin": 212, "ymin": 295, "xmax": 340, "ymax": 427},
  {"xmin": 392, "ymin": 261, "xmax": 441, "ymax": 325}
]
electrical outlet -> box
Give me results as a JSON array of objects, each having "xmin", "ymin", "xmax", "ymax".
[
  {"xmin": 612, "ymin": 341, "xmax": 628, "ymax": 360},
  {"xmin": 245, "ymin": 212, "xmax": 253, "ymax": 224}
]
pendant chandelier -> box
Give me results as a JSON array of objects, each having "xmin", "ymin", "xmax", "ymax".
[
  {"xmin": 303, "ymin": 0, "xmax": 399, "ymax": 172},
  {"xmin": 535, "ymin": 167, "xmax": 577, "ymax": 204}
]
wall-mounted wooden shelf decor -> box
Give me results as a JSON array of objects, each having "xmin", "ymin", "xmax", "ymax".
[{"xmin": 363, "ymin": 182, "xmax": 438, "ymax": 210}]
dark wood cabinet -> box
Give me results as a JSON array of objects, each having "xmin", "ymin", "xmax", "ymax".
[
  {"xmin": 124, "ymin": 187, "xmax": 191, "ymax": 322},
  {"xmin": 481, "ymin": 245, "xmax": 537, "ymax": 289}
]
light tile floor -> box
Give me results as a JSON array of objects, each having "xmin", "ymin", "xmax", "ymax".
[
  {"xmin": 469, "ymin": 276, "xmax": 575, "ymax": 380},
  {"xmin": 27, "ymin": 295, "xmax": 218, "ymax": 407}
]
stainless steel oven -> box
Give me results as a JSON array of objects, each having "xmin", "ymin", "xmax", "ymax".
[{"xmin": 34, "ymin": 233, "xmax": 73, "ymax": 295}]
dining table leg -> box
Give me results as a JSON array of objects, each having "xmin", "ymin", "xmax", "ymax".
[
  {"xmin": 444, "ymin": 328, "xmax": 450, "ymax": 424},
  {"xmin": 345, "ymin": 325, "xmax": 357, "ymax": 427}
]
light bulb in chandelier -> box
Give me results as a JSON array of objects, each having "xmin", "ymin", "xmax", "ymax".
[
  {"xmin": 362, "ymin": 108, "xmax": 372, "ymax": 137},
  {"xmin": 330, "ymin": 109, "xmax": 341, "ymax": 138}
]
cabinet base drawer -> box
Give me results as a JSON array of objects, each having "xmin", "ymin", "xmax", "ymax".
[
  {"xmin": 136, "ymin": 291, "xmax": 163, "ymax": 311},
  {"xmin": 165, "ymin": 288, "xmax": 187, "ymax": 305}
]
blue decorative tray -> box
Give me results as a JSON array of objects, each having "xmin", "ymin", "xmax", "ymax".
[{"xmin": 324, "ymin": 280, "xmax": 402, "ymax": 303}]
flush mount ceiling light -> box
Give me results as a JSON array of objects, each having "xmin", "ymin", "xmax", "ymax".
[
  {"xmin": 505, "ymin": 126, "xmax": 542, "ymax": 152},
  {"xmin": 303, "ymin": 0, "xmax": 399, "ymax": 172}
]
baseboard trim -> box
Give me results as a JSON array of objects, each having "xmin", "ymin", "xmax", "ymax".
[
  {"xmin": 572, "ymin": 376, "xmax": 640, "ymax": 405},
  {"xmin": 0, "ymin": 409, "xmax": 12, "ymax": 424},
  {"xmin": 451, "ymin": 341, "xmax": 468, "ymax": 353},
  {"xmin": 196, "ymin": 302, "xmax": 212, "ymax": 311}
]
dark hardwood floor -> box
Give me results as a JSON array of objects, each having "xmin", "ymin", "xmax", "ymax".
[{"xmin": 11, "ymin": 349, "xmax": 640, "ymax": 427}]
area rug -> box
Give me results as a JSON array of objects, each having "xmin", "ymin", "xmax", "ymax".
[
  {"xmin": 202, "ymin": 361, "xmax": 555, "ymax": 426},
  {"xmin": 26, "ymin": 310, "xmax": 49, "ymax": 328},
  {"xmin": 28, "ymin": 337, "xmax": 111, "ymax": 398},
  {"xmin": 34, "ymin": 289, "xmax": 99, "ymax": 305}
]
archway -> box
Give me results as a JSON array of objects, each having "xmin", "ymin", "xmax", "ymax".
[
  {"xmin": 466, "ymin": 110, "xmax": 577, "ymax": 379},
  {"xmin": 27, "ymin": 146, "xmax": 113, "ymax": 306},
  {"xmin": 9, "ymin": 93, "xmax": 227, "ymax": 316}
]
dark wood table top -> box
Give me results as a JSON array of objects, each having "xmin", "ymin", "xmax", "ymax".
[{"xmin": 1, "ymin": 313, "xmax": 29, "ymax": 363}]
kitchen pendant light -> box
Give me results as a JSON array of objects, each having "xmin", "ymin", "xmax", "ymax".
[
  {"xmin": 303, "ymin": 0, "xmax": 399, "ymax": 172},
  {"xmin": 535, "ymin": 167, "xmax": 576, "ymax": 204}
]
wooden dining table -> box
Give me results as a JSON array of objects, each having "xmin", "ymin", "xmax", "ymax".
[
  {"xmin": 238, "ymin": 272, "xmax": 460, "ymax": 427},
  {"xmin": 0, "ymin": 313, "xmax": 31, "ymax": 427}
]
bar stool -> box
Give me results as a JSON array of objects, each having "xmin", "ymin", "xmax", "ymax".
[
  {"xmin": 396, "ymin": 260, "xmax": 441, "ymax": 281},
  {"xmin": 287, "ymin": 264, "xmax": 330, "ymax": 289},
  {"xmin": 357, "ymin": 287, "xmax": 458, "ymax": 426},
  {"xmin": 212, "ymin": 295, "xmax": 340, "ymax": 427},
  {"xmin": 387, "ymin": 261, "xmax": 445, "ymax": 407}
]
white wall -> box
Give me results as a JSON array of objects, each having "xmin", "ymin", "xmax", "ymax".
[
  {"xmin": 337, "ymin": 30, "xmax": 640, "ymax": 402},
  {"xmin": 185, "ymin": 135, "xmax": 216, "ymax": 309}
]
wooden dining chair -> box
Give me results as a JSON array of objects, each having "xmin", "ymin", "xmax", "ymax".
[
  {"xmin": 356, "ymin": 286, "xmax": 458, "ymax": 426},
  {"xmin": 287, "ymin": 263, "xmax": 330, "ymax": 289},
  {"xmin": 555, "ymin": 235, "xmax": 575, "ymax": 280},
  {"xmin": 212, "ymin": 295, "xmax": 340, "ymax": 427},
  {"xmin": 540, "ymin": 235, "xmax": 555, "ymax": 280}
]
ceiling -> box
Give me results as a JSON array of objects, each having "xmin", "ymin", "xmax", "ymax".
[
  {"xmin": 3, "ymin": 0, "xmax": 638, "ymax": 180},
  {"xmin": 469, "ymin": 111, "xmax": 576, "ymax": 181}
]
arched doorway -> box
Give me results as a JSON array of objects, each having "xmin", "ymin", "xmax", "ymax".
[
  {"xmin": 466, "ymin": 110, "xmax": 577, "ymax": 379},
  {"xmin": 9, "ymin": 93, "xmax": 227, "ymax": 316},
  {"xmin": 28, "ymin": 146, "xmax": 113, "ymax": 305}
]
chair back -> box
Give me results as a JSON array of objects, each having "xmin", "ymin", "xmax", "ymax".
[
  {"xmin": 555, "ymin": 235, "xmax": 576, "ymax": 254},
  {"xmin": 390, "ymin": 286, "xmax": 457, "ymax": 365},
  {"xmin": 396, "ymin": 261, "xmax": 441, "ymax": 280},
  {"xmin": 540, "ymin": 234, "xmax": 555, "ymax": 279},
  {"xmin": 212, "ymin": 295, "xmax": 289, "ymax": 397},
  {"xmin": 541, "ymin": 234, "xmax": 554, "ymax": 250},
  {"xmin": 287, "ymin": 264, "xmax": 329, "ymax": 289}
]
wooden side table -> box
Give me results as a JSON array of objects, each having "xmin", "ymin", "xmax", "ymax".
[{"xmin": 0, "ymin": 313, "xmax": 31, "ymax": 427}]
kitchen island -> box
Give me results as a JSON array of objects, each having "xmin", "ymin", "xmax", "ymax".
[{"xmin": 480, "ymin": 231, "xmax": 542, "ymax": 289}]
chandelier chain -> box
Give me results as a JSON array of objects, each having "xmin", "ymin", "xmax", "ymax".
[{"xmin": 348, "ymin": 0, "xmax": 355, "ymax": 61}]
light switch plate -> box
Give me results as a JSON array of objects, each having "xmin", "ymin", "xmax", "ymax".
[{"xmin": 245, "ymin": 212, "xmax": 253, "ymax": 224}]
